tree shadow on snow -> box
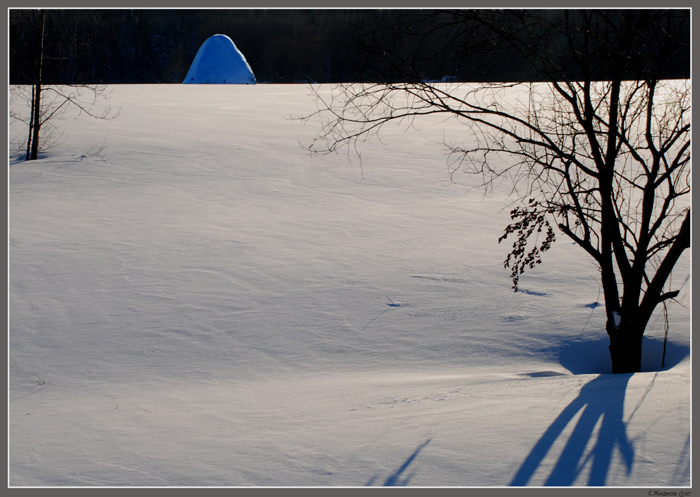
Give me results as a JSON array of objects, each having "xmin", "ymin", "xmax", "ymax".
[
  {"xmin": 366, "ymin": 439, "xmax": 431, "ymax": 486},
  {"xmin": 559, "ymin": 335, "xmax": 689, "ymax": 375},
  {"xmin": 510, "ymin": 374, "xmax": 637, "ymax": 486}
]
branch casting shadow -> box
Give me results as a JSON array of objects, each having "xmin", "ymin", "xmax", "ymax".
[
  {"xmin": 511, "ymin": 374, "xmax": 635, "ymax": 486},
  {"xmin": 366, "ymin": 438, "xmax": 431, "ymax": 486}
]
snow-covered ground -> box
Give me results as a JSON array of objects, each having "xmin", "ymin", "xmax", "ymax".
[{"xmin": 8, "ymin": 84, "xmax": 690, "ymax": 487}]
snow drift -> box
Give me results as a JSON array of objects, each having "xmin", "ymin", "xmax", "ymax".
[
  {"xmin": 183, "ymin": 34, "xmax": 256, "ymax": 84},
  {"xmin": 8, "ymin": 84, "xmax": 690, "ymax": 487}
]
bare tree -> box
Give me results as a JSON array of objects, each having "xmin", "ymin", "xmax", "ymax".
[
  {"xmin": 303, "ymin": 9, "xmax": 690, "ymax": 374},
  {"xmin": 10, "ymin": 9, "xmax": 118, "ymax": 161}
]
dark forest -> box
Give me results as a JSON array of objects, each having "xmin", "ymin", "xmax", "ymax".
[{"xmin": 10, "ymin": 9, "xmax": 691, "ymax": 85}]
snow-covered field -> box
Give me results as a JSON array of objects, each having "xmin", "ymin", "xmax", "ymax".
[{"xmin": 8, "ymin": 84, "xmax": 690, "ymax": 487}]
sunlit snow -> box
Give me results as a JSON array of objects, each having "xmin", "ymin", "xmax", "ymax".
[{"xmin": 9, "ymin": 84, "xmax": 690, "ymax": 487}]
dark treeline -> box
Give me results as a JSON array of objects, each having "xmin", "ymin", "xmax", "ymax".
[
  {"xmin": 10, "ymin": 9, "xmax": 690, "ymax": 85},
  {"xmin": 349, "ymin": 9, "xmax": 691, "ymax": 83},
  {"xmin": 10, "ymin": 9, "xmax": 363, "ymax": 84}
]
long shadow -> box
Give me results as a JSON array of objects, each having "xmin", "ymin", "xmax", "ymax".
[
  {"xmin": 366, "ymin": 438, "xmax": 431, "ymax": 486},
  {"xmin": 559, "ymin": 335, "xmax": 689, "ymax": 374},
  {"xmin": 511, "ymin": 374, "xmax": 635, "ymax": 486}
]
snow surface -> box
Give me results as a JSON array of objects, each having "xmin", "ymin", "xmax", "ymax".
[
  {"xmin": 183, "ymin": 34, "xmax": 256, "ymax": 84},
  {"xmin": 9, "ymin": 84, "xmax": 691, "ymax": 487}
]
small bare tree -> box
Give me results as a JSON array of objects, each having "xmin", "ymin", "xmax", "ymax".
[
  {"xmin": 10, "ymin": 9, "xmax": 118, "ymax": 161},
  {"xmin": 10, "ymin": 83, "xmax": 117, "ymax": 161},
  {"xmin": 304, "ymin": 9, "xmax": 690, "ymax": 374}
]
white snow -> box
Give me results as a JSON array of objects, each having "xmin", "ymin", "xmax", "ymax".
[
  {"xmin": 613, "ymin": 311, "xmax": 622, "ymax": 328},
  {"xmin": 183, "ymin": 34, "xmax": 256, "ymax": 84},
  {"xmin": 9, "ymin": 84, "xmax": 691, "ymax": 487}
]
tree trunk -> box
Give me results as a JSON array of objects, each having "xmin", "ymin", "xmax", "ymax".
[
  {"xmin": 607, "ymin": 321, "xmax": 643, "ymax": 374},
  {"xmin": 30, "ymin": 83, "xmax": 41, "ymax": 160},
  {"xmin": 29, "ymin": 10, "xmax": 46, "ymax": 161},
  {"xmin": 26, "ymin": 85, "xmax": 35, "ymax": 160}
]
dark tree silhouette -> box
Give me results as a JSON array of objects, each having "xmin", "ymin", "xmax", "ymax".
[
  {"xmin": 304, "ymin": 9, "xmax": 690, "ymax": 374},
  {"xmin": 10, "ymin": 10, "xmax": 117, "ymax": 161}
]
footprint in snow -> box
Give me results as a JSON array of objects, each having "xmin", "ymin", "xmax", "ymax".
[{"xmin": 519, "ymin": 371, "xmax": 568, "ymax": 378}]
